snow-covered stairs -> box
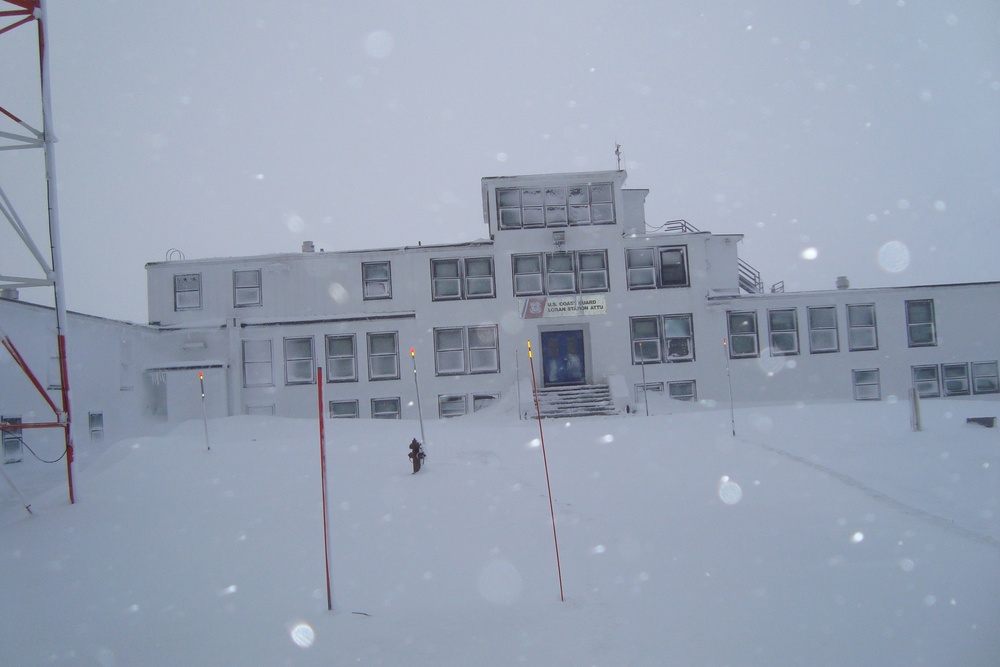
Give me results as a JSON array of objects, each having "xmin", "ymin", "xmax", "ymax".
[{"xmin": 532, "ymin": 383, "xmax": 618, "ymax": 418}]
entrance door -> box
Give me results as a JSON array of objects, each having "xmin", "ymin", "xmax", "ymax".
[{"xmin": 541, "ymin": 330, "xmax": 585, "ymax": 386}]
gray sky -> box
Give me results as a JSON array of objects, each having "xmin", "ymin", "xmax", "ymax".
[{"xmin": 2, "ymin": 0, "xmax": 998, "ymax": 323}]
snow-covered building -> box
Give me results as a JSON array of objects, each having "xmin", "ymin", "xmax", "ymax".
[
  {"xmin": 140, "ymin": 170, "xmax": 999, "ymax": 421},
  {"xmin": 2, "ymin": 169, "xmax": 999, "ymax": 444}
]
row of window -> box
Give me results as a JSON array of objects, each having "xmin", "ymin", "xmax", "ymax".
[
  {"xmin": 851, "ymin": 361, "xmax": 999, "ymax": 401},
  {"xmin": 171, "ymin": 245, "xmax": 692, "ymax": 311},
  {"xmin": 241, "ymin": 325, "xmax": 501, "ymax": 387},
  {"xmin": 497, "ymin": 182, "xmax": 614, "ymax": 229},
  {"xmin": 723, "ymin": 299, "xmax": 937, "ymax": 359},
  {"xmin": 326, "ymin": 393, "xmax": 500, "ymax": 420}
]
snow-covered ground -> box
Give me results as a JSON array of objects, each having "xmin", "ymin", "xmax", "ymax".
[{"xmin": 1, "ymin": 397, "xmax": 998, "ymax": 666}]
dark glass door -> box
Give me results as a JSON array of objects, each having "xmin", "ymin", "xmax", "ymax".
[{"xmin": 541, "ymin": 330, "xmax": 585, "ymax": 386}]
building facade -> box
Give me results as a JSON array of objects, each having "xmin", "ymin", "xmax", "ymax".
[{"xmin": 135, "ymin": 169, "xmax": 998, "ymax": 421}]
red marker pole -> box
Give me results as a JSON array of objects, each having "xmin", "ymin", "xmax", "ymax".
[
  {"xmin": 527, "ymin": 340, "xmax": 565, "ymax": 602},
  {"xmin": 317, "ymin": 366, "xmax": 333, "ymax": 611},
  {"xmin": 198, "ymin": 371, "xmax": 210, "ymax": 451}
]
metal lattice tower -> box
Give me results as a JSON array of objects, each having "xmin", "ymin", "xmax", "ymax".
[{"xmin": 0, "ymin": 0, "xmax": 75, "ymax": 504}]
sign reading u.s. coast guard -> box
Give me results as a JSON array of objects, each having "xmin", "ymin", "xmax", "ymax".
[{"xmin": 519, "ymin": 295, "xmax": 607, "ymax": 319}]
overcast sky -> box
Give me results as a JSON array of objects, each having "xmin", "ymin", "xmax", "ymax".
[{"xmin": 2, "ymin": 0, "xmax": 998, "ymax": 323}]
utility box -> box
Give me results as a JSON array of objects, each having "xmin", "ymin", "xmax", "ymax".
[{"xmin": 1, "ymin": 416, "xmax": 23, "ymax": 464}]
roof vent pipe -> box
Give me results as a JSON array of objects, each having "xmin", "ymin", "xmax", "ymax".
[
  {"xmin": 836, "ymin": 276, "xmax": 850, "ymax": 290},
  {"xmin": 302, "ymin": 241, "xmax": 315, "ymax": 253}
]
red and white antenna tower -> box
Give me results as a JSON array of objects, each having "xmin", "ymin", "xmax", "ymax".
[{"xmin": 0, "ymin": 0, "xmax": 76, "ymax": 504}]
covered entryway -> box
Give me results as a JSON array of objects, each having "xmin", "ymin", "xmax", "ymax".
[{"xmin": 541, "ymin": 329, "xmax": 585, "ymax": 386}]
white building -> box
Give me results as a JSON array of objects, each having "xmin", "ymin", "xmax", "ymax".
[{"xmin": 2, "ymin": 170, "xmax": 998, "ymax": 451}]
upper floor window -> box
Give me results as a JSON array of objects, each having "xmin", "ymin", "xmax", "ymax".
[
  {"xmin": 174, "ymin": 273, "xmax": 201, "ymax": 311},
  {"xmin": 629, "ymin": 314, "xmax": 694, "ymax": 363},
  {"xmin": 325, "ymin": 334, "xmax": 357, "ymax": 382},
  {"xmin": 497, "ymin": 182, "xmax": 614, "ymax": 229},
  {"xmin": 767, "ymin": 309, "xmax": 799, "ymax": 356},
  {"xmin": 284, "ymin": 336, "xmax": 315, "ymax": 385},
  {"xmin": 362, "ymin": 261, "xmax": 391, "ymax": 300},
  {"xmin": 847, "ymin": 304, "xmax": 878, "ymax": 351},
  {"xmin": 905, "ymin": 299, "xmax": 936, "ymax": 347},
  {"xmin": 242, "ymin": 339, "xmax": 273, "ymax": 387},
  {"xmin": 367, "ymin": 332, "xmax": 399, "ymax": 380},
  {"xmin": 807, "ymin": 306, "xmax": 839, "ymax": 353},
  {"xmin": 625, "ymin": 246, "xmax": 689, "ymax": 289},
  {"xmin": 727, "ymin": 311, "xmax": 759, "ymax": 358},
  {"xmin": 233, "ymin": 269, "xmax": 262, "ymax": 307},
  {"xmin": 431, "ymin": 257, "xmax": 495, "ymax": 300},
  {"xmin": 512, "ymin": 250, "xmax": 609, "ymax": 296}
]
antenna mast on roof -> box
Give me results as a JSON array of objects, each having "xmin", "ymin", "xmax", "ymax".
[
  {"xmin": 615, "ymin": 143, "xmax": 623, "ymax": 171},
  {"xmin": 0, "ymin": 0, "xmax": 76, "ymax": 504}
]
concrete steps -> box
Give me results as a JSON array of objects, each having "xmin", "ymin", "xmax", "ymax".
[{"xmin": 533, "ymin": 384, "xmax": 618, "ymax": 418}]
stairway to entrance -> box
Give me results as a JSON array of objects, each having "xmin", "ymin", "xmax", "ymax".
[{"xmin": 532, "ymin": 384, "xmax": 618, "ymax": 418}]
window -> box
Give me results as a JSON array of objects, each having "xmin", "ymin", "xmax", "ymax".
[
  {"xmin": 434, "ymin": 325, "xmax": 500, "ymax": 375},
  {"xmin": 473, "ymin": 393, "xmax": 500, "ymax": 412},
  {"xmin": 367, "ymin": 332, "xmax": 399, "ymax": 380},
  {"xmin": 546, "ymin": 253, "xmax": 576, "ymax": 294},
  {"xmin": 242, "ymin": 340, "xmax": 273, "ymax": 387},
  {"xmin": 847, "ymin": 304, "xmax": 878, "ymax": 351},
  {"xmin": 372, "ymin": 397, "xmax": 400, "ymax": 419},
  {"xmin": 630, "ymin": 315, "xmax": 694, "ymax": 363},
  {"xmin": 630, "ymin": 317, "xmax": 661, "ymax": 363},
  {"xmin": 233, "ymin": 269, "xmax": 262, "ymax": 307},
  {"xmin": 852, "ymin": 369, "xmax": 881, "ymax": 401},
  {"xmin": 431, "ymin": 257, "xmax": 495, "ymax": 300},
  {"xmin": 512, "ymin": 254, "xmax": 543, "ymax": 295},
  {"xmin": 88, "ymin": 412, "xmax": 104, "ymax": 441},
  {"xmin": 284, "ymin": 337, "xmax": 315, "ymax": 384},
  {"xmin": 625, "ymin": 246, "xmax": 688, "ymax": 289},
  {"xmin": 912, "ymin": 365, "xmax": 940, "ymax": 398},
  {"xmin": 807, "ymin": 306, "xmax": 839, "ymax": 353},
  {"xmin": 325, "ymin": 335, "xmax": 357, "ymax": 382},
  {"xmin": 245, "ymin": 405, "xmax": 275, "ymax": 416},
  {"xmin": 906, "ymin": 299, "xmax": 936, "ymax": 347},
  {"xmin": 941, "ymin": 363, "xmax": 970, "ymax": 396},
  {"xmin": 668, "ymin": 380, "xmax": 697, "ymax": 401},
  {"xmin": 635, "ymin": 382, "xmax": 664, "ymax": 403},
  {"xmin": 767, "ymin": 309, "xmax": 799, "ymax": 356},
  {"xmin": 727, "ymin": 311, "xmax": 759, "ymax": 358},
  {"xmin": 329, "ymin": 400, "xmax": 359, "ymax": 418},
  {"xmin": 972, "ymin": 361, "xmax": 999, "ymax": 394},
  {"xmin": 174, "ymin": 273, "xmax": 201, "ymax": 310},
  {"xmin": 578, "ymin": 251, "xmax": 609, "ymax": 291},
  {"xmin": 439, "ymin": 395, "xmax": 468, "ymax": 418},
  {"xmin": 512, "ymin": 251, "xmax": 609, "ymax": 296},
  {"xmin": 497, "ymin": 182, "xmax": 613, "ymax": 229},
  {"xmin": 362, "ymin": 261, "xmax": 391, "ymax": 300}
]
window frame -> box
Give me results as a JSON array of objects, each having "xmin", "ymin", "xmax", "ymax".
[
  {"xmin": 941, "ymin": 362, "xmax": 970, "ymax": 396},
  {"xmin": 852, "ymin": 369, "xmax": 881, "ymax": 401},
  {"xmin": 497, "ymin": 182, "xmax": 614, "ymax": 230},
  {"xmin": 371, "ymin": 397, "xmax": 401, "ymax": 419},
  {"xmin": 328, "ymin": 400, "xmax": 359, "ymax": 418},
  {"xmin": 242, "ymin": 339, "xmax": 273, "ymax": 388},
  {"xmin": 438, "ymin": 394, "xmax": 468, "ymax": 419},
  {"xmin": 325, "ymin": 334, "xmax": 357, "ymax": 383},
  {"xmin": 512, "ymin": 250, "xmax": 609, "ymax": 297},
  {"xmin": 905, "ymin": 299, "xmax": 937, "ymax": 347},
  {"xmin": 367, "ymin": 331, "xmax": 400, "ymax": 380},
  {"xmin": 971, "ymin": 361, "xmax": 999, "ymax": 394},
  {"xmin": 847, "ymin": 304, "xmax": 878, "ymax": 351},
  {"xmin": 362, "ymin": 261, "xmax": 392, "ymax": 300},
  {"xmin": 727, "ymin": 311, "xmax": 760, "ymax": 359},
  {"xmin": 433, "ymin": 325, "xmax": 500, "ymax": 376},
  {"xmin": 173, "ymin": 273, "xmax": 202, "ymax": 311},
  {"xmin": 625, "ymin": 246, "xmax": 689, "ymax": 290},
  {"xmin": 912, "ymin": 364, "xmax": 940, "ymax": 398},
  {"xmin": 283, "ymin": 336, "xmax": 316, "ymax": 385},
  {"xmin": 233, "ymin": 269, "xmax": 262, "ymax": 308},
  {"xmin": 767, "ymin": 308, "xmax": 799, "ymax": 356},
  {"xmin": 667, "ymin": 380, "xmax": 697, "ymax": 402},
  {"xmin": 807, "ymin": 306, "xmax": 839, "ymax": 353}
]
